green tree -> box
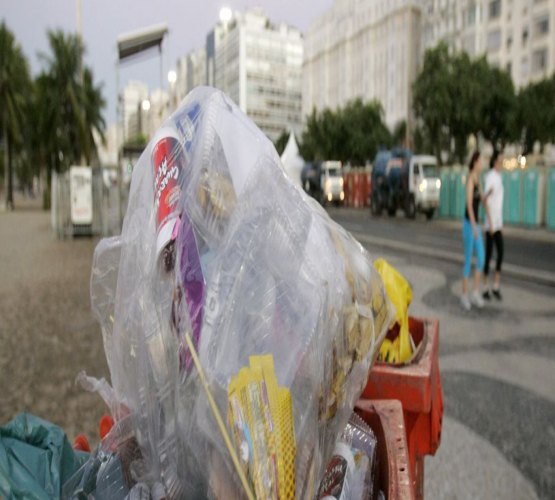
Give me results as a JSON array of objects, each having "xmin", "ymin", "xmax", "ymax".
[
  {"xmin": 449, "ymin": 52, "xmax": 484, "ymax": 162},
  {"xmin": 391, "ymin": 120, "xmax": 407, "ymax": 148},
  {"xmin": 479, "ymin": 65, "xmax": 517, "ymax": 148},
  {"xmin": 0, "ymin": 22, "xmax": 31, "ymax": 210},
  {"xmin": 517, "ymin": 74, "xmax": 555, "ymax": 154},
  {"xmin": 125, "ymin": 133, "xmax": 148, "ymax": 149},
  {"xmin": 412, "ymin": 42, "xmax": 452, "ymax": 163},
  {"xmin": 299, "ymin": 99, "xmax": 390, "ymax": 164},
  {"xmin": 299, "ymin": 107, "xmax": 342, "ymax": 161},
  {"xmin": 414, "ymin": 43, "xmax": 518, "ymax": 163},
  {"xmin": 342, "ymin": 99, "xmax": 391, "ymax": 164},
  {"xmin": 82, "ymin": 67, "xmax": 106, "ymax": 162},
  {"xmin": 37, "ymin": 30, "xmax": 105, "ymax": 186},
  {"xmin": 273, "ymin": 129, "xmax": 289, "ymax": 156},
  {"xmin": 33, "ymin": 73, "xmax": 61, "ymax": 202}
]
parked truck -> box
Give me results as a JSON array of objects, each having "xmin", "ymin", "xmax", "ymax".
[{"xmin": 371, "ymin": 150, "xmax": 440, "ymax": 219}]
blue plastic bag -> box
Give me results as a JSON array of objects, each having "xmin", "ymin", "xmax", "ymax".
[{"xmin": 0, "ymin": 413, "xmax": 88, "ymax": 499}]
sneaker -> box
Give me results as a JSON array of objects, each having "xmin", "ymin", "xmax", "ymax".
[
  {"xmin": 492, "ymin": 289, "xmax": 502, "ymax": 301},
  {"xmin": 461, "ymin": 295, "xmax": 471, "ymax": 311},
  {"xmin": 471, "ymin": 291, "xmax": 484, "ymax": 309},
  {"xmin": 483, "ymin": 290, "xmax": 491, "ymax": 300}
]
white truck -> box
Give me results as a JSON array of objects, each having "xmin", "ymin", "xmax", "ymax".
[
  {"xmin": 371, "ymin": 152, "xmax": 441, "ymax": 219},
  {"xmin": 407, "ymin": 155, "xmax": 441, "ymax": 219},
  {"xmin": 320, "ymin": 161, "xmax": 345, "ymax": 205}
]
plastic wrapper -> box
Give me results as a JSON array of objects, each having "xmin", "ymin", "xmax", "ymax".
[
  {"xmin": 374, "ymin": 259, "xmax": 413, "ymax": 364},
  {"xmin": 62, "ymin": 416, "xmax": 141, "ymax": 499},
  {"xmin": 83, "ymin": 86, "xmax": 392, "ymax": 498},
  {"xmin": 317, "ymin": 413, "xmax": 378, "ymax": 500},
  {"xmin": 0, "ymin": 413, "xmax": 89, "ymax": 499}
]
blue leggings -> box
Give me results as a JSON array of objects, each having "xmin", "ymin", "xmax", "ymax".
[{"xmin": 463, "ymin": 218, "xmax": 485, "ymax": 279}]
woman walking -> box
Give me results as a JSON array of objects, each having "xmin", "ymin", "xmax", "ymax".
[{"xmin": 461, "ymin": 151, "xmax": 491, "ymax": 311}]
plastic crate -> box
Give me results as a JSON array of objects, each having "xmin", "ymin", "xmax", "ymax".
[
  {"xmin": 362, "ymin": 317, "xmax": 443, "ymax": 500},
  {"xmin": 356, "ymin": 399, "xmax": 415, "ymax": 500}
]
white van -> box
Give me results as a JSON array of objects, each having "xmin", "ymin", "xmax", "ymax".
[
  {"xmin": 320, "ymin": 161, "xmax": 345, "ymax": 205},
  {"xmin": 408, "ymin": 155, "xmax": 441, "ymax": 219}
]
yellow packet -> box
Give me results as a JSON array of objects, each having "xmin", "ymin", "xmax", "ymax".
[{"xmin": 228, "ymin": 355, "xmax": 296, "ymax": 499}]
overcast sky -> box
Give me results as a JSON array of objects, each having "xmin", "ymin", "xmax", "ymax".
[{"xmin": 2, "ymin": 0, "xmax": 334, "ymax": 124}]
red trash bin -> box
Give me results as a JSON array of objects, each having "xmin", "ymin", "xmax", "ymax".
[
  {"xmin": 356, "ymin": 399, "xmax": 415, "ymax": 500},
  {"xmin": 362, "ymin": 317, "xmax": 444, "ymax": 500}
]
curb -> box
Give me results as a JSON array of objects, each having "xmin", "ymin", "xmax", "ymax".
[{"xmin": 353, "ymin": 232, "xmax": 555, "ymax": 288}]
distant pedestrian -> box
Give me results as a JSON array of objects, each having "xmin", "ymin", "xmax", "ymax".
[
  {"xmin": 483, "ymin": 150, "xmax": 504, "ymax": 300},
  {"xmin": 461, "ymin": 151, "xmax": 492, "ymax": 311}
]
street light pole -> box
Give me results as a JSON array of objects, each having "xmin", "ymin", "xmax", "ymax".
[
  {"xmin": 76, "ymin": 0, "xmax": 83, "ymax": 83},
  {"xmin": 116, "ymin": 23, "xmax": 168, "ymax": 230},
  {"xmin": 76, "ymin": 0, "xmax": 85, "ymax": 166}
]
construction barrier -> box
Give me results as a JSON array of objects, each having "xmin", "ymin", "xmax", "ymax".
[{"xmin": 342, "ymin": 170, "xmax": 371, "ymax": 207}]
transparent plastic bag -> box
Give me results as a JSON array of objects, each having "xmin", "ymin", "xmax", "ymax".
[{"xmin": 86, "ymin": 87, "xmax": 392, "ymax": 498}]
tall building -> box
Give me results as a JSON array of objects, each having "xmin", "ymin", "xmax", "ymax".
[
  {"xmin": 97, "ymin": 123, "xmax": 118, "ymax": 165},
  {"xmin": 422, "ymin": 0, "xmax": 555, "ymax": 88},
  {"xmin": 149, "ymin": 88, "xmax": 170, "ymax": 134},
  {"xmin": 176, "ymin": 48, "xmax": 207, "ymax": 102},
  {"xmin": 303, "ymin": 0, "xmax": 422, "ymax": 131},
  {"xmin": 174, "ymin": 9, "xmax": 303, "ymax": 141},
  {"xmin": 206, "ymin": 23, "xmax": 226, "ymax": 88},
  {"xmin": 179, "ymin": 9, "xmax": 303, "ymax": 142},
  {"xmin": 122, "ymin": 81, "xmax": 148, "ymax": 142},
  {"xmin": 421, "ymin": 0, "xmax": 461, "ymax": 52},
  {"xmin": 120, "ymin": 81, "xmax": 170, "ymax": 143}
]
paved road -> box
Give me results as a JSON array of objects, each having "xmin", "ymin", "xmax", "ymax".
[
  {"xmin": 0, "ymin": 198, "xmax": 108, "ymax": 441},
  {"xmin": 328, "ymin": 208, "xmax": 555, "ymax": 500},
  {"xmin": 327, "ymin": 207, "xmax": 555, "ymax": 279}
]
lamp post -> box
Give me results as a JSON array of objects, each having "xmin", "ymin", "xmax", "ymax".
[
  {"xmin": 219, "ymin": 6, "xmax": 232, "ymax": 25},
  {"xmin": 115, "ymin": 23, "xmax": 168, "ymax": 229}
]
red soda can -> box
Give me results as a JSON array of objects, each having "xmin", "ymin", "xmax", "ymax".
[{"xmin": 151, "ymin": 127, "xmax": 184, "ymax": 258}]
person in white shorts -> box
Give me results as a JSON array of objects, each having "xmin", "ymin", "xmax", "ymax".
[{"xmin": 483, "ymin": 150, "xmax": 504, "ymax": 300}]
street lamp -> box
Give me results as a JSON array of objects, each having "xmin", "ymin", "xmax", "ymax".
[
  {"xmin": 167, "ymin": 70, "xmax": 177, "ymax": 111},
  {"xmin": 140, "ymin": 99, "xmax": 151, "ymax": 138},
  {"xmin": 115, "ymin": 23, "xmax": 168, "ymax": 228},
  {"xmin": 219, "ymin": 6, "xmax": 232, "ymax": 24}
]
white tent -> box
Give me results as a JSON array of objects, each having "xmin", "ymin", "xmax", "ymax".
[{"xmin": 280, "ymin": 132, "xmax": 304, "ymax": 187}]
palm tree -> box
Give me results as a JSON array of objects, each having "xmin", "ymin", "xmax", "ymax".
[
  {"xmin": 38, "ymin": 30, "xmax": 105, "ymax": 177},
  {"xmin": 82, "ymin": 66, "xmax": 106, "ymax": 164},
  {"xmin": 0, "ymin": 22, "xmax": 31, "ymax": 210},
  {"xmin": 28, "ymin": 74, "xmax": 57, "ymax": 204}
]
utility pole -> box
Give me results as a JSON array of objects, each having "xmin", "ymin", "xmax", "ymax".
[
  {"xmin": 77, "ymin": 0, "xmax": 83, "ymax": 83},
  {"xmin": 76, "ymin": 0, "xmax": 86, "ymax": 166}
]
